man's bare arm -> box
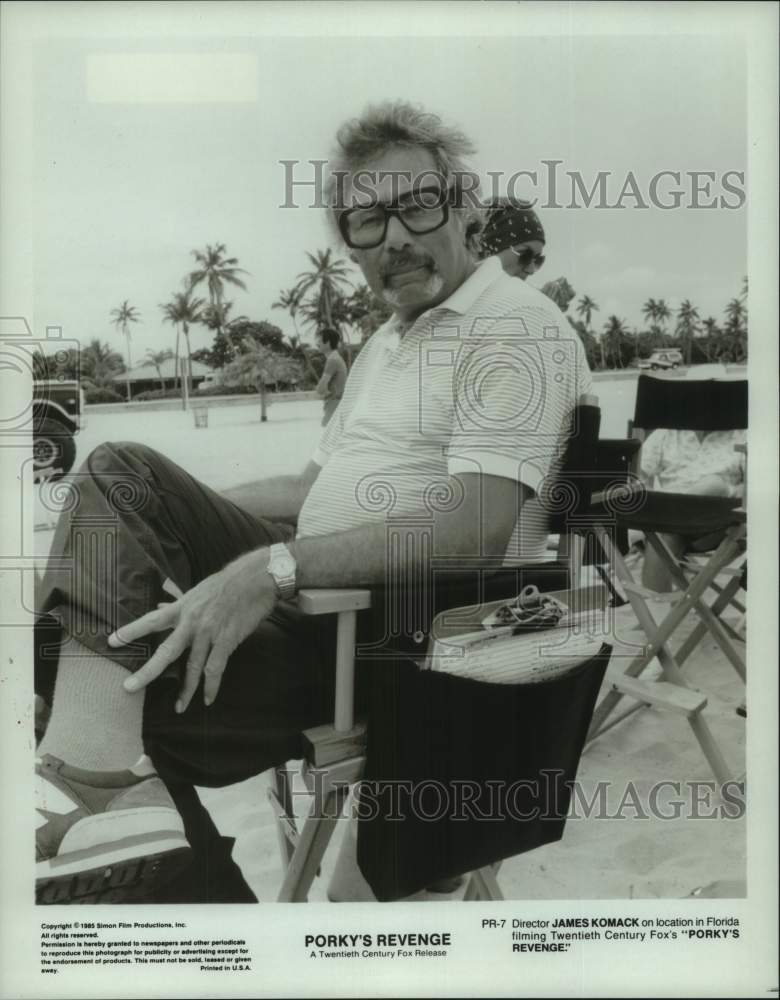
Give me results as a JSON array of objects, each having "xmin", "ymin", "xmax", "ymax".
[
  {"xmin": 289, "ymin": 472, "xmax": 529, "ymax": 587},
  {"xmin": 316, "ymin": 358, "xmax": 332, "ymax": 398},
  {"xmin": 221, "ymin": 460, "xmax": 321, "ymax": 522},
  {"xmin": 114, "ymin": 472, "xmax": 528, "ymax": 705}
]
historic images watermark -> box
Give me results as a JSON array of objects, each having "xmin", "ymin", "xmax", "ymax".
[
  {"xmin": 280, "ymin": 768, "xmax": 746, "ymax": 823},
  {"xmin": 278, "ymin": 161, "xmax": 746, "ymax": 211}
]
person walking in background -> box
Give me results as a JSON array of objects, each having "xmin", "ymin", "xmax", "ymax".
[
  {"xmin": 314, "ymin": 326, "xmax": 348, "ymax": 426},
  {"xmin": 478, "ymin": 198, "xmax": 546, "ymax": 280}
]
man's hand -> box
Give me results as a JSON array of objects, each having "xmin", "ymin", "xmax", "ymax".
[{"xmin": 109, "ymin": 548, "xmax": 277, "ymax": 712}]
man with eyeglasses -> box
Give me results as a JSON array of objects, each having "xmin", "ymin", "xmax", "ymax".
[
  {"xmin": 34, "ymin": 101, "xmax": 591, "ymax": 904},
  {"xmin": 479, "ymin": 198, "xmax": 547, "ymax": 280}
]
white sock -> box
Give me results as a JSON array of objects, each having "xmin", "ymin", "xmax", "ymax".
[{"xmin": 38, "ymin": 637, "xmax": 146, "ymax": 771}]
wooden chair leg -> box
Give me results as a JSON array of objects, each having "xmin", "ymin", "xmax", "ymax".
[
  {"xmin": 267, "ymin": 766, "xmax": 298, "ymax": 869},
  {"xmin": 464, "ymin": 863, "xmax": 503, "ymax": 901},
  {"xmin": 587, "ymin": 527, "xmax": 734, "ymax": 786},
  {"xmin": 644, "ymin": 530, "xmax": 746, "ymax": 681},
  {"xmin": 277, "ymin": 784, "xmax": 350, "ymax": 902}
]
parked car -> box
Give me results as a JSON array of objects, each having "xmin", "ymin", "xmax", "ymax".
[
  {"xmin": 196, "ymin": 374, "xmax": 220, "ymax": 392},
  {"xmin": 638, "ymin": 350, "xmax": 683, "ymax": 371},
  {"xmin": 32, "ymin": 380, "xmax": 85, "ymax": 480}
]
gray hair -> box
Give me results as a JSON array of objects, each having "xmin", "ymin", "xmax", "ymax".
[{"xmin": 326, "ymin": 101, "xmax": 484, "ymax": 254}]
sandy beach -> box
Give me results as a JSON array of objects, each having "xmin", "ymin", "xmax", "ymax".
[{"xmin": 32, "ymin": 380, "xmax": 746, "ymax": 902}]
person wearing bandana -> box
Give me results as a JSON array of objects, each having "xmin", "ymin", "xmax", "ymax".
[{"xmin": 479, "ymin": 198, "xmax": 546, "ymax": 280}]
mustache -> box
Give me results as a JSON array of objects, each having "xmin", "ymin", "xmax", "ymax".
[{"xmin": 381, "ymin": 251, "xmax": 436, "ymax": 279}]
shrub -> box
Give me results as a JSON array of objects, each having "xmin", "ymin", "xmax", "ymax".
[
  {"xmin": 132, "ymin": 384, "xmax": 267, "ymax": 402},
  {"xmin": 84, "ymin": 387, "xmax": 125, "ymax": 404},
  {"xmin": 132, "ymin": 388, "xmax": 185, "ymax": 401},
  {"xmin": 193, "ymin": 384, "xmax": 259, "ymax": 397}
]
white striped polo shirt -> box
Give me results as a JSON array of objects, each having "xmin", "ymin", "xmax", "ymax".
[{"xmin": 297, "ymin": 256, "xmax": 592, "ymax": 562}]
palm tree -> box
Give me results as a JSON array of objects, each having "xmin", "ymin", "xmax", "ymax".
[
  {"xmin": 641, "ymin": 297, "xmax": 659, "ymax": 325},
  {"xmin": 641, "ymin": 297, "xmax": 668, "ymax": 349},
  {"xmin": 724, "ymin": 297, "xmax": 746, "ymax": 329},
  {"xmin": 221, "ymin": 338, "xmax": 304, "ymax": 423},
  {"xmin": 701, "ymin": 317, "xmax": 721, "ymax": 361},
  {"xmin": 202, "ymin": 300, "xmax": 245, "ymax": 334},
  {"xmin": 284, "ymin": 333, "xmax": 318, "ymax": 382},
  {"xmin": 79, "ymin": 339, "xmax": 125, "ymax": 389},
  {"xmin": 142, "ymin": 349, "xmax": 174, "ymax": 391},
  {"xmin": 655, "ymin": 299, "xmax": 671, "ymax": 337},
  {"xmin": 160, "ymin": 289, "xmax": 205, "ymax": 404},
  {"xmin": 343, "ymin": 283, "xmax": 393, "ymax": 344},
  {"xmin": 602, "ymin": 315, "xmax": 630, "ymax": 369},
  {"xmin": 540, "ymin": 277, "xmax": 576, "ymax": 313},
  {"xmin": 723, "ymin": 296, "xmax": 748, "ymax": 363},
  {"xmin": 576, "ymin": 295, "xmax": 599, "ymax": 331},
  {"xmin": 294, "ymin": 249, "xmax": 352, "ymax": 329},
  {"xmin": 188, "ymin": 243, "xmax": 248, "ymax": 349},
  {"xmin": 675, "ymin": 299, "xmax": 700, "ymax": 366},
  {"xmin": 110, "ymin": 300, "xmax": 140, "ymax": 401},
  {"xmin": 272, "ymin": 287, "xmax": 304, "ymax": 337}
]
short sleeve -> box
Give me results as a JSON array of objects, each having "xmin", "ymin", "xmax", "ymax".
[{"xmin": 446, "ymin": 313, "xmax": 591, "ymax": 493}]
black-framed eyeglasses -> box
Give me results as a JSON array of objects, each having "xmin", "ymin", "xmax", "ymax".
[
  {"xmin": 509, "ymin": 245, "xmax": 545, "ymax": 269},
  {"xmin": 338, "ymin": 186, "xmax": 453, "ymax": 249}
]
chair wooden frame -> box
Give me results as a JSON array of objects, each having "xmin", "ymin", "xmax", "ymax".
[
  {"xmin": 584, "ymin": 376, "xmax": 747, "ymax": 785},
  {"xmin": 271, "ymin": 582, "xmax": 610, "ymax": 903},
  {"xmin": 267, "ymin": 396, "xmax": 635, "ymax": 903}
]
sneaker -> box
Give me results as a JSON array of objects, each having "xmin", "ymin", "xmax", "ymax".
[{"xmin": 35, "ymin": 754, "xmax": 191, "ymax": 904}]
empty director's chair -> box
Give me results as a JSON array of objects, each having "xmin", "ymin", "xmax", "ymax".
[
  {"xmin": 586, "ymin": 374, "xmax": 747, "ymax": 785},
  {"xmin": 269, "ymin": 398, "xmax": 623, "ymax": 902}
]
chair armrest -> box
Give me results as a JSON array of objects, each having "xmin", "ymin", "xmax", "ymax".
[
  {"xmin": 297, "ymin": 588, "xmax": 372, "ymax": 615},
  {"xmin": 296, "ymin": 588, "xmax": 372, "ymax": 733}
]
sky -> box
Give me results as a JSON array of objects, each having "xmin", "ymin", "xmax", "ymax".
[{"xmin": 27, "ymin": 7, "xmax": 748, "ymax": 363}]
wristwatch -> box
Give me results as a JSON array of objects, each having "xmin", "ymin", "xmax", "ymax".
[{"xmin": 266, "ymin": 543, "xmax": 297, "ymax": 600}]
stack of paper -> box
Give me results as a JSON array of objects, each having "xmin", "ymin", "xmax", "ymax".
[{"xmin": 425, "ymin": 609, "xmax": 607, "ymax": 685}]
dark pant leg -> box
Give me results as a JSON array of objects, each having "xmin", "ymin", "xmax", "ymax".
[
  {"xmin": 144, "ymin": 783, "xmax": 258, "ymax": 904},
  {"xmin": 141, "ymin": 601, "xmax": 339, "ymax": 903},
  {"xmin": 38, "ymin": 440, "xmax": 295, "ymax": 669},
  {"xmin": 36, "ymin": 442, "xmax": 337, "ymax": 901}
]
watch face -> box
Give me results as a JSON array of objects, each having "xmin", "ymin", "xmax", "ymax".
[{"xmin": 271, "ymin": 553, "xmax": 296, "ymax": 577}]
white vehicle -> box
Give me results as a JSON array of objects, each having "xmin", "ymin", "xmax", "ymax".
[
  {"xmin": 32, "ymin": 379, "xmax": 85, "ymax": 480},
  {"xmin": 638, "ymin": 349, "xmax": 683, "ymax": 371},
  {"xmin": 197, "ymin": 374, "xmax": 219, "ymax": 392}
]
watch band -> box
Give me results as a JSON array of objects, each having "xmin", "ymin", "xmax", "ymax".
[{"xmin": 266, "ymin": 542, "xmax": 297, "ymax": 600}]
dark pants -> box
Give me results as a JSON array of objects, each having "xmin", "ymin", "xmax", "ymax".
[
  {"xmin": 37, "ymin": 442, "xmax": 340, "ymax": 901},
  {"xmin": 36, "ymin": 442, "xmax": 573, "ymax": 901}
]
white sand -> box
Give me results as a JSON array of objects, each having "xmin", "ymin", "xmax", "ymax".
[{"xmin": 33, "ymin": 385, "xmax": 746, "ymax": 901}]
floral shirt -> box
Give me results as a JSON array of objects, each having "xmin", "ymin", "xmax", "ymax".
[{"xmin": 640, "ymin": 429, "xmax": 746, "ymax": 498}]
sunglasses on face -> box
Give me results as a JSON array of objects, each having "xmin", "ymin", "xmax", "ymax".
[
  {"xmin": 509, "ymin": 245, "xmax": 546, "ymax": 269},
  {"xmin": 338, "ymin": 185, "xmax": 454, "ymax": 250}
]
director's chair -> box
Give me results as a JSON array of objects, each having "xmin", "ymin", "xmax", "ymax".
[
  {"xmin": 585, "ymin": 374, "xmax": 747, "ymax": 785},
  {"xmin": 268, "ymin": 398, "xmax": 627, "ymax": 902}
]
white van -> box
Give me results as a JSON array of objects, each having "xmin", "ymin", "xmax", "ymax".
[{"xmin": 638, "ymin": 350, "xmax": 683, "ymax": 371}]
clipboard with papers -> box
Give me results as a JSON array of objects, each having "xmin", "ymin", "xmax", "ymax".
[{"xmin": 424, "ymin": 583, "xmax": 611, "ymax": 685}]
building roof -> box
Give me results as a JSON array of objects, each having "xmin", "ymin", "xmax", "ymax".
[{"xmin": 112, "ymin": 358, "xmax": 212, "ymax": 382}]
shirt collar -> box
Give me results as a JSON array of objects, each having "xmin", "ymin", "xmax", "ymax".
[
  {"xmin": 434, "ymin": 256, "xmax": 504, "ymax": 315},
  {"xmin": 375, "ymin": 257, "xmax": 504, "ymax": 342}
]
